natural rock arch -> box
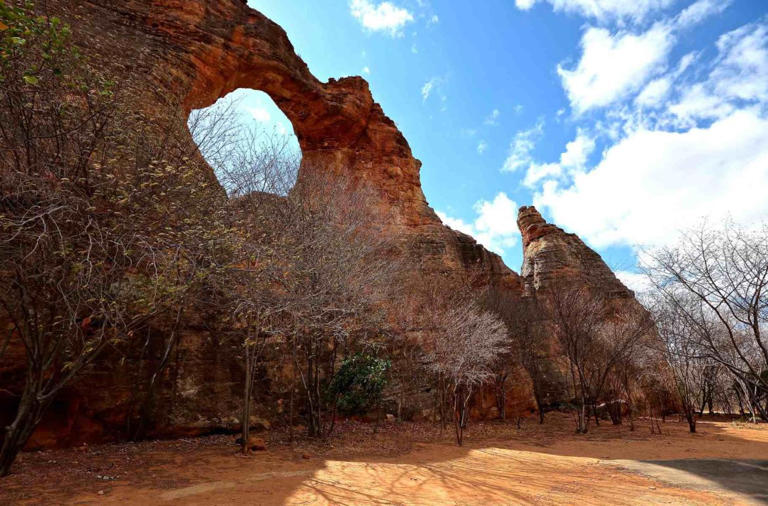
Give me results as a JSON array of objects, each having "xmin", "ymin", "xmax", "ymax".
[
  {"xmin": 5, "ymin": 0, "xmax": 648, "ymax": 446},
  {"xmin": 173, "ymin": 2, "xmax": 433, "ymax": 229}
]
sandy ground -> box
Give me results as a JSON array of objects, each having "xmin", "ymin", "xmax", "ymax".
[{"xmin": 1, "ymin": 414, "xmax": 767, "ymax": 505}]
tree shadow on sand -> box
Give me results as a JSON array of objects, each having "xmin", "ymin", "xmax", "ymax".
[{"xmin": 1, "ymin": 416, "xmax": 767, "ymax": 505}]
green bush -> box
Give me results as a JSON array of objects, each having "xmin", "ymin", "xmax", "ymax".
[{"xmin": 328, "ymin": 353, "xmax": 390, "ymax": 416}]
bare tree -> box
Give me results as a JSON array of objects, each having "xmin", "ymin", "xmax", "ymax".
[
  {"xmin": 547, "ymin": 286, "xmax": 605, "ymax": 433},
  {"xmin": 647, "ymin": 294, "xmax": 711, "ymax": 432},
  {"xmin": 486, "ymin": 293, "xmax": 549, "ymax": 424},
  {"xmin": 0, "ymin": 7, "xmax": 229, "ymax": 474},
  {"xmin": 548, "ymin": 285, "xmax": 650, "ymax": 433},
  {"xmin": 0, "ymin": 9, "xmax": 135, "ymax": 475},
  {"xmin": 422, "ymin": 289, "xmax": 509, "ymax": 446},
  {"xmin": 645, "ymin": 220, "xmax": 768, "ymax": 421},
  {"xmin": 601, "ymin": 307, "xmax": 654, "ymax": 427},
  {"xmin": 223, "ymin": 150, "xmax": 402, "ymax": 438}
]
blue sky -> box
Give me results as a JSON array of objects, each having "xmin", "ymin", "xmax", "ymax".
[{"xmin": 230, "ymin": 0, "xmax": 768, "ymax": 290}]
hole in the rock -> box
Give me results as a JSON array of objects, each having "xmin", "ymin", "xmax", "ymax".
[{"xmin": 188, "ymin": 89, "xmax": 301, "ymax": 197}]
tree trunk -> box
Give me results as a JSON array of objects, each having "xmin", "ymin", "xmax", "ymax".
[
  {"xmin": 577, "ymin": 398, "xmax": 589, "ymax": 434},
  {"xmin": 499, "ymin": 380, "xmax": 506, "ymax": 421},
  {"xmin": 241, "ymin": 344, "xmax": 253, "ymax": 455},
  {"xmin": 685, "ymin": 410, "xmax": 696, "ymax": 433},
  {"xmin": 0, "ymin": 389, "xmax": 46, "ymax": 477},
  {"xmin": 438, "ymin": 375, "xmax": 447, "ymax": 434},
  {"xmin": 453, "ymin": 390, "xmax": 463, "ymax": 446},
  {"xmin": 534, "ymin": 391, "xmax": 545, "ymax": 424},
  {"xmin": 132, "ymin": 302, "xmax": 186, "ymax": 441},
  {"xmin": 698, "ymin": 384, "xmax": 707, "ymax": 417},
  {"xmin": 289, "ymin": 370, "xmax": 295, "ymax": 442}
]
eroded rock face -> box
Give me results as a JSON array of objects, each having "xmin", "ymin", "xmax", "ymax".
[
  {"xmin": 518, "ymin": 206, "xmax": 632, "ymax": 299},
  {"xmin": 43, "ymin": 0, "xmax": 519, "ymax": 284},
  {"xmin": 0, "ymin": 0, "xmax": 644, "ymax": 445}
]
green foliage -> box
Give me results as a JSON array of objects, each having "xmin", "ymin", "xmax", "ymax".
[
  {"xmin": 328, "ymin": 353, "xmax": 390, "ymax": 416},
  {"xmin": 0, "ymin": 1, "xmax": 78, "ymax": 85}
]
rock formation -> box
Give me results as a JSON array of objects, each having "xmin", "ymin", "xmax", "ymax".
[
  {"xmin": 518, "ymin": 206, "xmax": 633, "ymax": 299},
  {"xmin": 0, "ymin": 0, "xmax": 645, "ymax": 446}
]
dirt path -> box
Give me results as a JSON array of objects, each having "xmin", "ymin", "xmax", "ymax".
[
  {"xmin": 607, "ymin": 459, "xmax": 768, "ymax": 503},
  {"xmin": 3, "ymin": 415, "xmax": 767, "ymax": 505}
]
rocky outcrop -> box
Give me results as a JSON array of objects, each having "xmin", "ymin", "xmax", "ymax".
[
  {"xmin": 518, "ymin": 206, "xmax": 632, "ymax": 299},
  {"xmin": 0, "ymin": 0, "xmax": 645, "ymax": 445},
  {"xmin": 40, "ymin": 0, "xmax": 520, "ymax": 286}
]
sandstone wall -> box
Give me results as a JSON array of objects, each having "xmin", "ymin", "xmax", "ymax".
[{"xmin": 0, "ymin": 0, "xmax": 646, "ymax": 446}]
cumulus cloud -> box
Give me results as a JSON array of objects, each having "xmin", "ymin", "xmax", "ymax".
[
  {"xmin": 508, "ymin": 4, "xmax": 768, "ymax": 277},
  {"xmin": 477, "ymin": 140, "xmax": 488, "ymax": 154},
  {"xmin": 438, "ymin": 193, "xmax": 520, "ymax": 256},
  {"xmin": 502, "ymin": 120, "xmax": 544, "ymax": 172},
  {"xmin": 523, "ymin": 129, "xmax": 594, "ymax": 187},
  {"xmin": 349, "ymin": 0, "xmax": 414, "ymax": 36},
  {"xmin": 559, "ymin": 130, "xmax": 596, "ymax": 169},
  {"xmin": 522, "ymin": 16, "xmax": 768, "ymax": 258},
  {"xmin": 514, "ymin": 0, "xmax": 675, "ymax": 24},
  {"xmin": 558, "ymin": 23, "xmax": 674, "ymax": 113},
  {"xmin": 533, "ymin": 109, "xmax": 768, "ymax": 248}
]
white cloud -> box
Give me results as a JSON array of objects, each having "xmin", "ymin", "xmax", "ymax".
[
  {"xmin": 362, "ymin": 66, "xmax": 371, "ymax": 75},
  {"xmin": 248, "ymin": 107, "xmax": 271, "ymax": 123},
  {"xmin": 477, "ymin": 140, "xmax": 488, "ymax": 154},
  {"xmin": 560, "ymin": 130, "xmax": 595, "ymax": 169},
  {"xmin": 635, "ymin": 77, "xmax": 671, "ymax": 107},
  {"xmin": 502, "ymin": 120, "xmax": 544, "ymax": 172},
  {"xmin": 421, "ymin": 78, "xmax": 437, "ymax": 101},
  {"xmin": 484, "ymin": 109, "xmax": 501, "ymax": 126},
  {"xmin": 428, "ymin": 14, "xmax": 439, "ymax": 25},
  {"xmin": 668, "ymin": 22, "xmax": 768, "ymax": 125},
  {"xmin": 676, "ymin": 0, "xmax": 733, "ymax": 29},
  {"xmin": 438, "ymin": 193, "xmax": 520, "ymax": 256},
  {"xmin": 438, "ymin": 212, "xmax": 475, "ymax": 237},
  {"xmin": 514, "ymin": 0, "xmax": 674, "ymax": 24},
  {"xmin": 711, "ymin": 23, "xmax": 768, "ymax": 103},
  {"xmin": 515, "ymin": 0, "xmax": 537, "ymax": 10},
  {"xmin": 533, "ymin": 109, "xmax": 768, "ymax": 248},
  {"xmin": 523, "ymin": 129, "xmax": 594, "ymax": 187},
  {"xmin": 421, "ymin": 77, "xmax": 448, "ymax": 109},
  {"xmin": 558, "ymin": 23, "xmax": 674, "ymax": 113},
  {"xmin": 349, "ymin": 0, "xmax": 414, "ymax": 36},
  {"xmin": 615, "ymin": 271, "xmax": 652, "ymax": 294},
  {"xmin": 669, "ymin": 83, "xmax": 734, "ymax": 123},
  {"xmin": 524, "ymin": 163, "xmax": 562, "ymax": 187}
]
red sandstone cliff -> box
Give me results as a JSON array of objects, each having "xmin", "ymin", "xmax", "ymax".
[{"xmin": 0, "ymin": 0, "xmax": 645, "ymax": 445}]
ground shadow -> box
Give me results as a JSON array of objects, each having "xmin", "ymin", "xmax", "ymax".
[
  {"xmin": 630, "ymin": 459, "xmax": 768, "ymax": 503},
  {"xmin": 2, "ymin": 415, "xmax": 767, "ymax": 504}
]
